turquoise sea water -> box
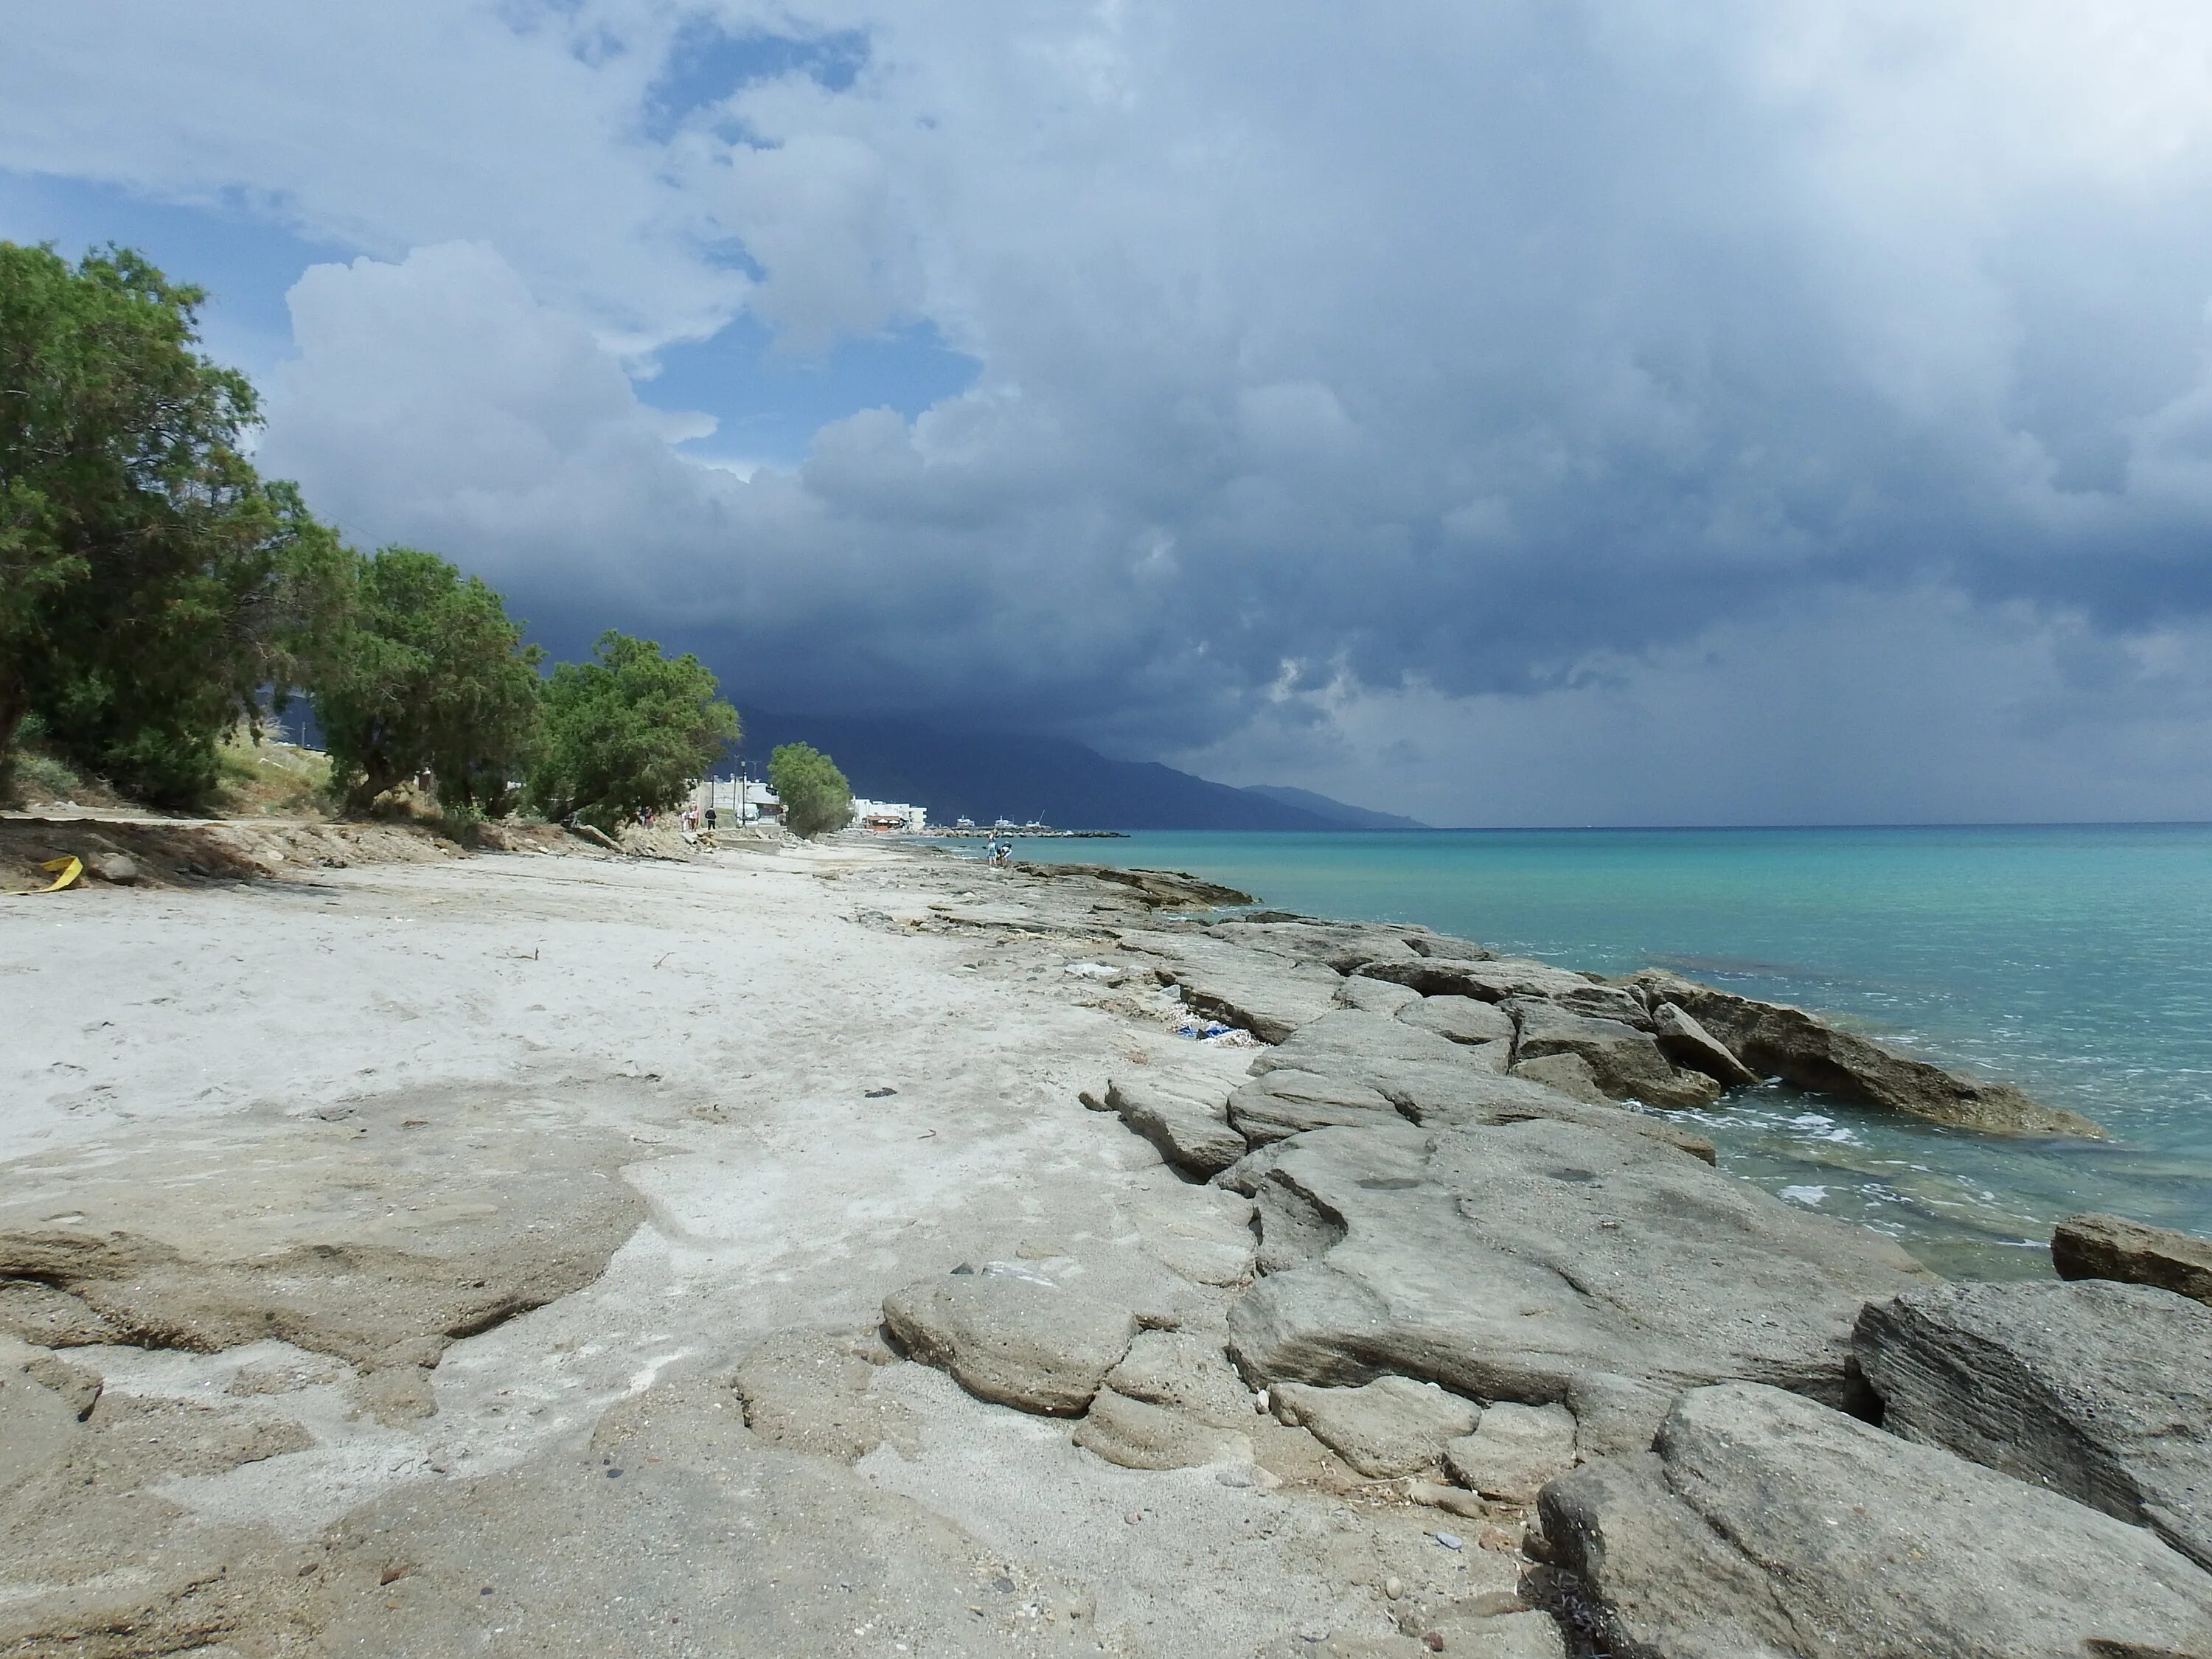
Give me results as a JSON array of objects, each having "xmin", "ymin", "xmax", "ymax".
[{"xmin": 1001, "ymin": 826, "xmax": 2212, "ymax": 1277}]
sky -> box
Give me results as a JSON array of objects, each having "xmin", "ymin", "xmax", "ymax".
[{"xmin": 8, "ymin": 2, "xmax": 2212, "ymax": 827}]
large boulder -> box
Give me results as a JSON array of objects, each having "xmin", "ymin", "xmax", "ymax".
[
  {"xmin": 1649, "ymin": 1001, "xmax": 1759, "ymax": 1087},
  {"xmin": 1104, "ymin": 1076, "xmax": 1247, "ymax": 1176},
  {"xmin": 882, "ymin": 1269, "xmax": 1138, "ymax": 1416},
  {"xmin": 1509, "ymin": 1000, "xmax": 1721, "ymax": 1109},
  {"xmin": 1627, "ymin": 969, "xmax": 2103, "ymax": 1137},
  {"xmin": 1224, "ymin": 1119, "xmax": 1929, "ymax": 1427},
  {"xmin": 2053, "ymin": 1211, "xmax": 2212, "ymax": 1306},
  {"xmin": 1539, "ymin": 1382, "xmax": 2212, "ymax": 1659},
  {"xmin": 1855, "ymin": 1279, "xmax": 2212, "ymax": 1571}
]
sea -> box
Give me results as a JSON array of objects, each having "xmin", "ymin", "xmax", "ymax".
[{"xmin": 993, "ymin": 824, "xmax": 2212, "ymax": 1278}]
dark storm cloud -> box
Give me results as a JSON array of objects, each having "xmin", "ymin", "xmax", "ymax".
[{"xmin": 9, "ymin": 1, "xmax": 2212, "ymax": 819}]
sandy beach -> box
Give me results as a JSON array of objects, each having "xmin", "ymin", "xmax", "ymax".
[{"xmin": 1, "ymin": 833, "xmax": 1535, "ymax": 1657}]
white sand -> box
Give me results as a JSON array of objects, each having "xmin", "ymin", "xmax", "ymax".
[{"xmin": 0, "ymin": 838, "xmax": 1520, "ymax": 1656}]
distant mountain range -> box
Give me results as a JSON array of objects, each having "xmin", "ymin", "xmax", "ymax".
[{"xmin": 726, "ymin": 708, "xmax": 1427, "ymax": 832}]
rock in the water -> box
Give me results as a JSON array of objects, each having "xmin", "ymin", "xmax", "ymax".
[
  {"xmin": 1126, "ymin": 932, "xmax": 1342, "ymax": 1043},
  {"xmin": 1649, "ymin": 1001, "xmax": 1759, "ymax": 1087},
  {"xmin": 1855, "ymin": 1278, "xmax": 2212, "ymax": 1571},
  {"xmin": 1105, "ymin": 1077, "xmax": 1247, "ymax": 1176},
  {"xmin": 1628, "ymin": 969, "xmax": 2104, "ymax": 1137},
  {"xmin": 1336, "ymin": 973, "xmax": 1423, "ymax": 1015},
  {"xmin": 1443, "ymin": 1402, "xmax": 1576, "ymax": 1503},
  {"xmin": 1228, "ymin": 1070, "xmax": 1403, "ymax": 1146},
  {"xmin": 1540, "ymin": 1381, "xmax": 2212, "ymax": 1659},
  {"xmin": 1398, "ymin": 995, "xmax": 1515, "ymax": 1046},
  {"xmin": 1225, "ymin": 1119, "xmax": 1928, "ymax": 1412},
  {"xmin": 2053, "ymin": 1211, "xmax": 2212, "ymax": 1306},
  {"xmin": 1509, "ymin": 1000, "xmax": 1721, "ymax": 1109},
  {"xmin": 883, "ymin": 1272, "xmax": 1137, "ymax": 1416},
  {"xmin": 1269, "ymin": 1375, "xmax": 1481, "ymax": 1477},
  {"xmin": 1508, "ymin": 1052, "xmax": 1609, "ymax": 1106}
]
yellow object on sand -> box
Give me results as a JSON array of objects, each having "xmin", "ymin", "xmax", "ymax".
[{"xmin": 8, "ymin": 856, "xmax": 83, "ymax": 896}]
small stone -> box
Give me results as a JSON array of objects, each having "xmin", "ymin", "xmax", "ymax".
[
  {"xmin": 1422, "ymin": 1635, "xmax": 1446, "ymax": 1654},
  {"xmin": 1124, "ymin": 1510, "xmax": 1141, "ymax": 1524},
  {"xmin": 1434, "ymin": 1531, "xmax": 1464, "ymax": 1551},
  {"xmin": 88, "ymin": 852, "xmax": 140, "ymax": 885},
  {"xmin": 1384, "ymin": 1576, "xmax": 1404, "ymax": 1599},
  {"xmin": 379, "ymin": 1565, "xmax": 406, "ymax": 1585}
]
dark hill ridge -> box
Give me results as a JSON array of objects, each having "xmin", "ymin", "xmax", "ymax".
[{"xmin": 726, "ymin": 708, "xmax": 1425, "ymax": 831}]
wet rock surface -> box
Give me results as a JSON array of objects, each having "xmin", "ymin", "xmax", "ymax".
[
  {"xmin": 1856, "ymin": 1278, "xmax": 2212, "ymax": 1570},
  {"xmin": 1540, "ymin": 1382, "xmax": 2212, "ymax": 1659},
  {"xmin": 1628, "ymin": 968, "xmax": 2105, "ymax": 1136},
  {"xmin": 2053, "ymin": 1209, "xmax": 2212, "ymax": 1304}
]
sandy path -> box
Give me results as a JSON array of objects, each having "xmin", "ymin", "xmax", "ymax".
[{"xmin": 0, "ymin": 841, "xmax": 1503, "ymax": 1657}]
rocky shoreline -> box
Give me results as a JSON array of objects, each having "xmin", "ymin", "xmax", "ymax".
[
  {"xmin": 1, "ymin": 835, "xmax": 2207, "ymax": 1656},
  {"xmin": 889, "ymin": 856, "xmax": 2212, "ymax": 1655}
]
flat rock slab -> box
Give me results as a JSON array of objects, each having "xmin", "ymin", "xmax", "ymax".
[
  {"xmin": 2054, "ymin": 1211, "xmax": 2212, "ymax": 1305},
  {"xmin": 1444, "ymin": 1402, "xmax": 1576, "ymax": 1503},
  {"xmin": 1630, "ymin": 969, "xmax": 2104, "ymax": 1138},
  {"xmin": 1228, "ymin": 1070, "xmax": 1404, "ymax": 1146},
  {"xmin": 1856, "ymin": 1278, "xmax": 2212, "ymax": 1570},
  {"xmin": 1207, "ymin": 919, "xmax": 1427, "ymax": 974},
  {"xmin": 1363, "ymin": 958, "xmax": 1643, "ymax": 1025},
  {"xmin": 1397, "ymin": 996, "xmax": 1515, "ymax": 1046},
  {"xmin": 1255, "ymin": 1008, "xmax": 1478, "ymax": 1075},
  {"xmin": 1225, "ymin": 1119, "xmax": 1928, "ymax": 1426},
  {"xmin": 1335, "ymin": 974, "xmax": 1423, "ymax": 1015},
  {"xmin": 1540, "ymin": 1382, "xmax": 2212, "ymax": 1659},
  {"xmin": 1124, "ymin": 932, "xmax": 1343, "ymax": 1043},
  {"xmin": 883, "ymin": 1270, "xmax": 1138, "ymax": 1416},
  {"xmin": 1105, "ymin": 1076, "xmax": 1246, "ymax": 1176},
  {"xmin": 1270, "ymin": 1374, "xmax": 1481, "ymax": 1477}
]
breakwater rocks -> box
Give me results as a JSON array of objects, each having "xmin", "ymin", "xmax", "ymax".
[{"xmin": 891, "ymin": 868, "xmax": 2212, "ymax": 1657}]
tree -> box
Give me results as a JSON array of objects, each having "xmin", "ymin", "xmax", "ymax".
[
  {"xmin": 769, "ymin": 741, "xmax": 854, "ymax": 838},
  {"xmin": 529, "ymin": 631, "xmax": 739, "ymax": 830},
  {"xmin": 309, "ymin": 546, "xmax": 545, "ymax": 815},
  {"xmin": 0, "ymin": 242, "xmax": 348, "ymax": 806}
]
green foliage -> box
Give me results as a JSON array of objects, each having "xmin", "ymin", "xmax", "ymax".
[
  {"xmin": 309, "ymin": 546, "xmax": 545, "ymax": 815},
  {"xmin": 768, "ymin": 741, "xmax": 854, "ymax": 838},
  {"xmin": 528, "ymin": 631, "xmax": 739, "ymax": 830},
  {"xmin": 0, "ymin": 242, "xmax": 348, "ymax": 807}
]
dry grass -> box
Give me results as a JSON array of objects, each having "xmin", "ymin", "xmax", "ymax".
[{"xmin": 215, "ymin": 731, "xmax": 334, "ymax": 818}]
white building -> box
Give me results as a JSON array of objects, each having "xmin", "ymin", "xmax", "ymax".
[{"xmin": 851, "ymin": 798, "xmax": 928, "ymax": 833}]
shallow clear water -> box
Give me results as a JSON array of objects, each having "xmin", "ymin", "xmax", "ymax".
[{"xmin": 998, "ymin": 826, "xmax": 2212, "ymax": 1277}]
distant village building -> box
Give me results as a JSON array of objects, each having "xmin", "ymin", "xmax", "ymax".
[
  {"xmin": 698, "ymin": 776, "xmax": 782, "ymax": 823},
  {"xmin": 851, "ymin": 798, "xmax": 928, "ymax": 833}
]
